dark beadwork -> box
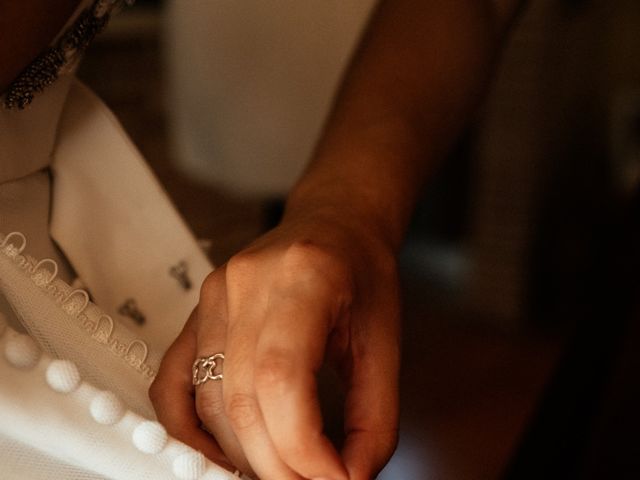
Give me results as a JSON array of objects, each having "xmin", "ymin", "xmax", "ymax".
[
  {"xmin": 4, "ymin": 50, "xmax": 67, "ymax": 110},
  {"xmin": 3, "ymin": 1, "xmax": 130, "ymax": 110}
]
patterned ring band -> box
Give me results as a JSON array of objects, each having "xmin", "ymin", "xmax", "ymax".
[{"xmin": 192, "ymin": 353, "xmax": 225, "ymax": 386}]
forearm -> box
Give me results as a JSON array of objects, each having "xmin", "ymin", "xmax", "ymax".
[{"xmin": 286, "ymin": 0, "xmax": 522, "ymax": 251}]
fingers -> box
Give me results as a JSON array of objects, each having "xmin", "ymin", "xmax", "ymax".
[
  {"xmin": 254, "ymin": 299, "xmax": 348, "ymax": 480},
  {"xmin": 222, "ymin": 308, "xmax": 306, "ymax": 480},
  {"xmin": 341, "ymin": 312, "xmax": 400, "ymax": 480},
  {"xmin": 192, "ymin": 272, "xmax": 252, "ymax": 475},
  {"xmin": 220, "ymin": 245, "xmax": 354, "ymax": 479},
  {"xmin": 192, "ymin": 243, "xmax": 401, "ymax": 479},
  {"xmin": 149, "ymin": 319, "xmax": 232, "ymax": 469}
]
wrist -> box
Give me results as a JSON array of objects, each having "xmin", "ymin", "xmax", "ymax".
[
  {"xmin": 282, "ymin": 183, "xmax": 399, "ymax": 260},
  {"xmin": 285, "ymin": 112, "xmax": 431, "ymax": 253}
]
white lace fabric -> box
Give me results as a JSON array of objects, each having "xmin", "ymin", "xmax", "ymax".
[
  {"xmin": 0, "ymin": 2, "xmax": 242, "ymax": 477},
  {"xmin": 0, "ymin": 75, "xmax": 236, "ymax": 478},
  {"xmin": 0, "ymin": 231, "xmax": 158, "ymax": 418},
  {"xmin": 0, "ymin": 304, "xmax": 237, "ymax": 480},
  {"xmin": 0, "ymin": 179, "xmax": 242, "ymax": 479}
]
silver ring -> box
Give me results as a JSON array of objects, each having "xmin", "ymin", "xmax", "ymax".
[{"xmin": 192, "ymin": 353, "xmax": 224, "ymax": 386}]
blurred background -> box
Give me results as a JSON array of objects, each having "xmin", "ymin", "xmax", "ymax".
[{"xmin": 77, "ymin": 1, "xmax": 640, "ymax": 478}]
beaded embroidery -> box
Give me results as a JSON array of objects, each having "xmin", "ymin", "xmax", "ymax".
[{"xmin": 3, "ymin": 0, "xmax": 134, "ymax": 110}]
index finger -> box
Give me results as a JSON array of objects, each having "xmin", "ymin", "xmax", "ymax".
[{"xmin": 149, "ymin": 319, "xmax": 233, "ymax": 468}]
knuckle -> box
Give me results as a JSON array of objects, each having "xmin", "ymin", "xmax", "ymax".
[
  {"xmin": 147, "ymin": 379, "xmax": 162, "ymax": 405},
  {"xmin": 278, "ymin": 432, "xmax": 317, "ymax": 460},
  {"xmin": 225, "ymin": 252, "xmax": 257, "ymax": 283},
  {"xmin": 224, "ymin": 392, "xmax": 261, "ymax": 431},
  {"xmin": 195, "ymin": 389, "xmax": 225, "ymax": 422},
  {"xmin": 200, "ymin": 270, "xmax": 217, "ymax": 291},
  {"xmin": 254, "ymin": 349, "xmax": 297, "ymax": 391},
  {"xmin": 280, "ymin": 241, "xmax": 351, "ymax": 293},
  {"xmin": 283, "ymin": 240, "xmax": 336, "ymax": 271},
  {"xmin": 199, "ymin": 270, "xmax": 223, "ymax": 301}
]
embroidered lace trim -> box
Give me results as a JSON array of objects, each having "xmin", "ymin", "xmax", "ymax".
[{"xmin": 0, "ymin": 231, "xmax": 155, "ymax": 379}]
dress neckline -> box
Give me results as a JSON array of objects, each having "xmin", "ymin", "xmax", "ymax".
[{"xmin": 0, "ymin": 0, "xmax": 130, "ymax": 185}]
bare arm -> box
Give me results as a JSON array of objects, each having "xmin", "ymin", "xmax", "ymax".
[
  {"xmin": 153, "ymin": 1, "xmax": 525, "ymax": 479},
  {"xmin": 288, "ymin": 0, "xmax": 524, "ymax": 251}
]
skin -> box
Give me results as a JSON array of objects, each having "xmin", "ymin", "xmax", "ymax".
[
  {"xmin": 152, "ymin": 1, "xmax": 524, "ymax": 479},
  {"xmin": 1, "ymin": 0, "xmax": 522, "ymax": 478}
]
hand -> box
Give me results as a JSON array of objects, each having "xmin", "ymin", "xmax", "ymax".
[{"xmin": 150, "ymin": 207, "xmax": 401, "ymax": 479}]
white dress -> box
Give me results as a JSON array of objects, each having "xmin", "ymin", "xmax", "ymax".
[{"xmin": 0, "ymin": 1, "xmax": 237, "ymax": 478}]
